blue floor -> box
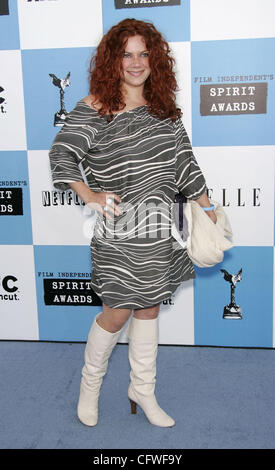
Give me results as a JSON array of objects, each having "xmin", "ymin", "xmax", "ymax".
[{"xmin": 0, "ymin": 341, "xmax": 274, "ymax": 449}]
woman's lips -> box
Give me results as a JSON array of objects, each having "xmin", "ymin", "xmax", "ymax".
[{"xmin": 126, "ymin": 70, "xmax": 144, "ymax": 77}]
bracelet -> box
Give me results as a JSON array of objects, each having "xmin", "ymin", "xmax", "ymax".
[{"xmin": 202, "ymin": 203, "xmax": 215, "ymax": 212}]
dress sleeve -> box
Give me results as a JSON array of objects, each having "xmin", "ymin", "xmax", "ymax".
[
  {"xmin": 48, "ymin": 103, "xmax": 100, "ymax": 191},
  {"xmin": 174, "ymin": 117, "xmax": 207, "ymax": 200}
]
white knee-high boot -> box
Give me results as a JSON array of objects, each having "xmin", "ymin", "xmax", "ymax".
[
  {"xmin": 127, "ymin": 316, "xmax": 175, "ymax": 427},
  {"xmin": 77, "ymin": 313, "xmax": 123, "ymax": 426}
]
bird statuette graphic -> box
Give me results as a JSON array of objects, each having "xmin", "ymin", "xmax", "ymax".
[
  {"xmin": 49, "ymin": 72, "xmax": 71, "ymax": 91},
  {"xmin": 221, "ymin": 268, "xmax": 242, "ymax": 286},
  {"xmin": 49, "ymin": 72, "xmax": 71, "ymax": 126},
  {"xmin": 220, "ymin": 268, "xmax": 243, "ymax": 319}
]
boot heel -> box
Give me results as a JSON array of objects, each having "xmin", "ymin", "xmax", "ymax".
[{"xmin": 129, "ymin": 398, "xmax": 137, "ymax": 414}]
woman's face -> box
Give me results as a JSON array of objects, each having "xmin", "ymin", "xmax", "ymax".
[{"xmin": 121, "ymin": 35, "xmax": 151, "ymax": 90}]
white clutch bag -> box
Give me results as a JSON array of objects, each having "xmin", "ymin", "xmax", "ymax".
[{"xmin": 171, "ymin": 199, "xmax": 233, "ymax": 268}]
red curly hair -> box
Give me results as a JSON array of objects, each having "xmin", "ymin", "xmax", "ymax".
[{"xmin": 89, "ymin": 18, "xmax": 182, "ymax": 121}]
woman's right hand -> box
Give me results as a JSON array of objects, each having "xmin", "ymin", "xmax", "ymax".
[
  {"xmin": 68, "ymin": 182, "xmax": 123, "ymax": 220},
  {"xmin": 86, "ymin": 191, "xmax": 123, "ymax": 220}
]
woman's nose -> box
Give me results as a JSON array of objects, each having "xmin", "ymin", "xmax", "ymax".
[{"xmin": 131, "ymin": 55, "xmax": 142, "ymax": 67}]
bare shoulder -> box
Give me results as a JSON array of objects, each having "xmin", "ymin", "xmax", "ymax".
[{"xmin": 82, "ymin": 95, "xmax": 101, "ymax": 111}]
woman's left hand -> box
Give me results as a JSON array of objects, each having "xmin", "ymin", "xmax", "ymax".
[{"xmin": 195, "ymin": 192, "xmax": 217, "ymax": 224}]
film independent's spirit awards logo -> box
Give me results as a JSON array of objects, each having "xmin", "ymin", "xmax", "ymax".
[
  {"xmin": 197, "ymin": 74, "xmax": 272, "ymax": 116},
  {"xmin": 221, "ymin": 268, "xmax": 243, "ymax": 319},
  {"xmin": 41, "ymin": 273, "xmax": 102, "ymax": 306},
  {"xmin": 115, "ymin": 0, "xmax": 181, "ymax": 8},
  {"xmin": 0, "ymin": 0, "xmax": 9, "ymax": 15},
  {"xmin": 0, "ymin": 86, "xmax": 7, "ymax": 114},
  {"xmin": 27, "ymin": 0, "xmax": 58, "ymax": 2},
  {"xmin": 49, "ymin": 72, "xmax": 70, "ymax": 126},
  {"xmin": 0, "ymin": 187, "xmax": 23, "ymax": 216}
]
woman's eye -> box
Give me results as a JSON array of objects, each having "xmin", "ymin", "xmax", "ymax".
[{"xmin": 123, "ymin": 52, "xmax": 149, "ymax": 58}]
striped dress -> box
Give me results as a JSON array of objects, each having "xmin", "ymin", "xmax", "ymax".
[{"xmin": 49, "ymin": 100, "xmax": 207, "ymax": 309}]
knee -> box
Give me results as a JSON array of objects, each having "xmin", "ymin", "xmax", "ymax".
[
  {"xmin": 133, "ymin": 304, "xmax": 160, "ymax": 320},
  {"xmin": 97, "ymin": 315, "xmax": 125, "ymax": 333},
  {"xmin": 110, "ymin": 317, "xmax": 128, "ymax": 332},
  {"xmin": 97, "ymin": 308, "xmax": 131, "ymax": 333}
]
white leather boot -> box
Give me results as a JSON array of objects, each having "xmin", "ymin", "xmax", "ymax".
[
  {"xmin": 127, "ymin": 316, "xmax": 175, "ymax": 427},
  {"xmin": 77, "ymin": 313, "xmax": 123, "ymax": 426}
]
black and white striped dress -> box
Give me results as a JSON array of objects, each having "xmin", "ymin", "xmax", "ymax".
[{"xmin": 49, "ymin": 100, "xmax": 206, "ymax": 309}]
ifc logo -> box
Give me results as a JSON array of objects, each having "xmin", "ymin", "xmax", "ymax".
[{"xmin": 0, "ymin": 275, "xmax": 19, "ymax": 301}]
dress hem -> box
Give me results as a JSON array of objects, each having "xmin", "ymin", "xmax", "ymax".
[{"xmin": 89, "ymin": 271, "xmax": 196, "ymax": 310}]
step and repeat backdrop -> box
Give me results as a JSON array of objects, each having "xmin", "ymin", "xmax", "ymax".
[{"xmin": 0, "ymin": 0, "xmax": 275, "ymax": 347}]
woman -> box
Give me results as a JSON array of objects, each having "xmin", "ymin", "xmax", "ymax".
[{"xmin": 49, "ymin": 18, "xmax": 216, "ymax": 428}]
